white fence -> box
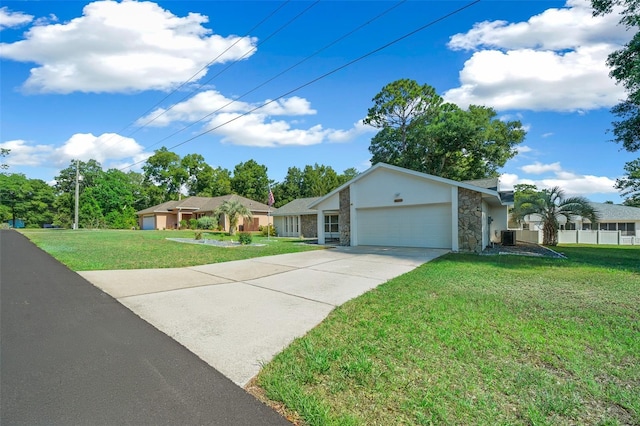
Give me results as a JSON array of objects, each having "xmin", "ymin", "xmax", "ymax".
[
  {"xmin": 513, "ymin": 229, "xmax": 639, "ymax": 245},
  {"xmin": 515, "ymin": 230, "xmax": 542, "ymax": 244}
]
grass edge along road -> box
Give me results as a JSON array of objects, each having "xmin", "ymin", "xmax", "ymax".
[
  {"xmin": 18, "ymin": 229, "xmax": 324, "ymax": 271},
  {"xmin": 255, "ymin": 245, "xmax": 639, "ymax": 426}
]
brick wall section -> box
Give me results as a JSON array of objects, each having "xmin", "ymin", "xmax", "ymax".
[
  {"xmin": 300, "ymin": 215, "xmax": 317, "ymax": 238},
  {"xmin": 458, "ymin": 188, "xmax": 483, "ymax": 253},
  {"xmin": 339, "ymin": 188, "xmax": 351, "ymax": 246}
]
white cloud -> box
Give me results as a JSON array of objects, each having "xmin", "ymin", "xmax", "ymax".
[
  {"xmin": 501, "ymin": 163, "xmax": 618, "ymax": 198},
  {"xmin": 448, "ymin": 0, "xmax": 627, "ymax": 51},
  {"xmin": 0, "ymin": 7, "xmax": 33, "ymax": 30},
  {"xmin": 516, "ymin": 145, "xmax": 533, "ymax": 154},
  {"xmin": 327, "ymin": 120, "xmax": 376, "ymax": 143},
  {"xmin": 52, "ymin": 133, "xmax": 147, "ymax": 166},
  {"xmin": 521, "ymin": 161, "xmax": 562, "ymax": 174},
  {"xmin": 261, "ymin": 97, "xmax": 317, "ymax": 116},
  {"xmin": 136, "ymin": 91, "xmax": 317, "ymax": 127},
  {"xmin": 137, "ymin": 89, "xmax": 370, "ymax": 147},
  {"xmin": 1, "ymin": 133, "xmax": 148, "ymax": 169},
  {"xmin": 207, "ymin": 112, "xmax": 329, "ymax": 147},
  {"xmin": 443, "ymin": 0, "xmax": 631, "ymax": 112},
  {"xmin": 0, "ymin": 1, "xmax": 257, "ymax": 93},
  {"xmin": 0, "ymin": 139, "xmax": 53, "ymax": 166}
]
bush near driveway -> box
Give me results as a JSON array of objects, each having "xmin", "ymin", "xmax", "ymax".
[{"xmin": 256, "ymin": 246, "xmax": 640, "ymax": 426}]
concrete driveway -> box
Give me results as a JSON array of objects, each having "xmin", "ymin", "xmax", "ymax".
[{"xmin": 80, "ymin": 245, "xmax": 448, "ymax": 387}]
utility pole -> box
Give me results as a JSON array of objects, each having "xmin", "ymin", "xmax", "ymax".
[{"xmin": 74, "ymin": 160, "xmax": 79, "ymax": 230}]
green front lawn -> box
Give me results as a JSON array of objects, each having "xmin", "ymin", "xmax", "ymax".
[
  {"xmin": 256, "ymin": 245, "xmax": 640, "ymax": 425},
  {"xmin": 19, "ymin": 229, "xmax": 323, "ymax": 271}
]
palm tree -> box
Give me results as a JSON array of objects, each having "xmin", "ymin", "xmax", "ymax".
[
  {"xmin": 215, "ymin": 199, "xmax": 253, "ymax": 236},
  {"xmin": 512, "ymin": 186, "xmax": 600, "ymax": 246}
]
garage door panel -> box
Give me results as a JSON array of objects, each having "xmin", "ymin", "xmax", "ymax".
[
  {"xmin": 356, "ymin": 204, "xmax": 451, "ymax": 248},
  {"xmin": 142, "ymin": 216, "xmax": 155, "ymax": 230}
]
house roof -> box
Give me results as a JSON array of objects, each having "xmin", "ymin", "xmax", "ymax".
[
  {"xmin": 271, "ymin": 197, "xmax": 321, "ymax": 216},
  {"xmin": 308, "ymin": 163, "xmax": 508, "ymax": 209},
  {"xmin": 462, "ymin": 177, "xmax": 499, "ymax": 191},
  {"xmin": 136, "ymin": 200, "xmax": 181, "ymax": 215},
  {"xmin": 136, "ymin": 194, "xmax": 271, "ymax": 215},
  {"xmin": 590, "ymin": 202, "xmax": 640, "ymax": 221}
]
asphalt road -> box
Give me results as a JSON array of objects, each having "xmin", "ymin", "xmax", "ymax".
[{"xmin": 0, "ymin": 230, "xmax": 290, "ymax": 426}]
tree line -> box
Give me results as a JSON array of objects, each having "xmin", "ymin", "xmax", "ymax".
[{"xmin": 0, "ymin": 152, "xmax": 359, "ymax": 229}]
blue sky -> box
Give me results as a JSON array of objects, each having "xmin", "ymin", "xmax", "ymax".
[{"xmin": 1, "ymin": 0, "xmax": 636, "ymax": 203}]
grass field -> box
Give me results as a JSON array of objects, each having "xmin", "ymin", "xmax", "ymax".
[
  {"xmin": 256, "ymin": 245, "xmax": 640, "ymax": 425},
  {"xmin": 19, "ymin": 229, "xmax": 323, "ymax": 271}
]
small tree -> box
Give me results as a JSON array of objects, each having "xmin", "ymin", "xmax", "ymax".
[
  {"xmin": 215, "ymin": 199, "xmax": 253, "ymax": 236},
  {"xmin": 512, "ymin": 186, "xmax": 600, "ymax": 246}
]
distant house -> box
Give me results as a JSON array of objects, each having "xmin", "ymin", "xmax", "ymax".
[
  {"xmin": 271, "ymin": 197, "xmax": 321, "ymax": 238},
  {"xmin": 514, "ymin": 202, "xmax": 640, "ymax": 245},
  {"xmin": 136, "ymin": 195, "xmax": 271, "ymax": 231},
  {"xmin": 518, "ymin": 202, "xmax": 640, "ymax": 236}
]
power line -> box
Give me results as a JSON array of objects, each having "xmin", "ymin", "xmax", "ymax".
[
  {"xmin": 128, "ymin": 0, "xmax": 292, "ymax": 134},
  {"xmin": 104, "ymin": 1, "xmax": 292, "ymax": 142},
  {"xmin": 122, "ymin": 0, "xmax": 481, "ymax": 171},
  {"xmin": 132, "ymin": 1, "xmax": 320, "ymax": 135},
  {"xmin": 142, "ymin": 0, "xmax": 408, "ymax": 152}
]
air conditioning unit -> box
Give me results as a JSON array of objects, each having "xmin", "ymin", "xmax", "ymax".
[{"xmin": 501, "ymin": 230, "xmax": 516, "ymax": 246}]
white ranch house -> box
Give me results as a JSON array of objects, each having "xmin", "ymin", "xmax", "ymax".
[{"xmin": 272, "ymin": 163, "xmax": 514, "ymax": 252}]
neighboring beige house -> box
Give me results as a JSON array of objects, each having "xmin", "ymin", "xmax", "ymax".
[
  {"xmin": 136, "ymin": 195, "xmax": 271, "ymax": 231},
  {"xmin": 276, "ymin": 163, "xmax": 513, "ymax": 252}
]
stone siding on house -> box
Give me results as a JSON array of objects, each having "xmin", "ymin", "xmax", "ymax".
[
  {"xmin": 339, "ymin": 188, "xmax": 351, "ymax": 246},
  {"xmin": 300, "ymin": 215, "xmax": 318, "ymax": 238},
  {"xmin": 458, "ymin": 188, "xmax": 483, "ymax": 253}
]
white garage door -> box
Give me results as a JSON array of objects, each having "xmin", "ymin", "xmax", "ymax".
[
  {"xmin": 142, "ymin": 215, "xmax": 155, "ymax": 230},
  {"xmin": 356, "ymin": 204, "xmax": 452, "ymax": 248}
]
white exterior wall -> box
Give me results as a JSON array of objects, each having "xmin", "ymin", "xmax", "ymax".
[
  {"xmin": 314, "ymin": 193, "xmax": 340, "ymax": 244},
  {"xmin": 351, "ymin": 168, "xmax": 452, "ymax": 208},
  {"xmin": 273, "ymin": 216, "xmax": 285, "ymax": 237},
  {"xmin": 489, "ymin": 205, "xmax": 509, "ymax": 243}
]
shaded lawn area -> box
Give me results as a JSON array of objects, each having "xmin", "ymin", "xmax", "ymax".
[
  {"xmin": 19, "ymin": 229, "xmax": 323, "ymax": 271},
  {"xmin": 256, "ymin": 246, "xmax": 640, "ymax": 426}
]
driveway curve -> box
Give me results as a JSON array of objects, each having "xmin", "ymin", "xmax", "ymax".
[{"xmin": 80, "ymin": 245, "xmax": 449, "ymax": 387}]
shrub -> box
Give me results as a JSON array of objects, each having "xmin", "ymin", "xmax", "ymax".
[
  {"xmin": 189, "ymin": 218, "xmax": 198, "ymax": 229},
  {"xmin": 260, "ymin": 224, "xmax": 277, "ymax": 237},
  {"xmin": 179, "ymin": 219, "xmax": 187, "ymax": 229},
  {"xmin": 194, "ymin": 230, "xmax": 203, "ymax": 240},
  {"xmin": 197, "ymin": 216, "xmax": 217, "ymax": 230},
  {"xmin": 238, "ymin": 232, "xmax": 252, "ymax": 245}
]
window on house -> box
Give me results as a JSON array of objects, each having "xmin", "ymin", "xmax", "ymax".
[
  {"xmin": 582, "ymin": 223, "xmax": 592, "ymax": 230},
  {"xmin": 600, "ymin": 223, "xmax": 616, "ymax": 231},
  {"xmin": 324, "ymin": 215, "xmax": 339, "ymax": 233},
  {"xmin": 620, "ymin": 223, "xmax": 635, "ymax": 236},
  {"xmin": 565, "ymin": 223, "xmax": 576, "ymax": 230},
  {"xmin": 522, "ymin": 223, "xmax": 530, "ymax": 230},
  {"xmin": 285, "ymin": 216, "xmax": 298, "ymax": 234}
]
